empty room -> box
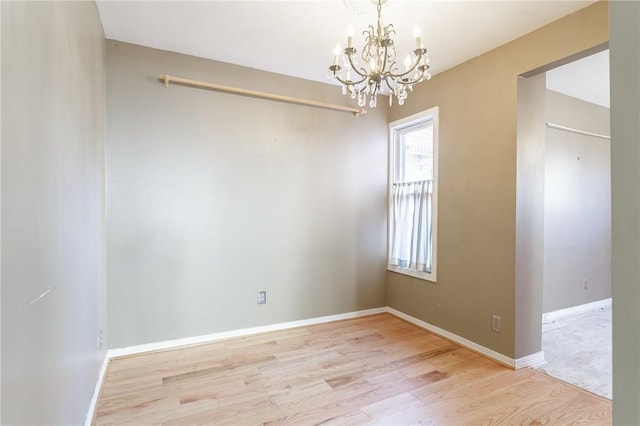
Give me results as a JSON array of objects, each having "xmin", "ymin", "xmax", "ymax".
[{"xmin": 2, "ymin": 1, "xmax": 640, "ymax": 425}]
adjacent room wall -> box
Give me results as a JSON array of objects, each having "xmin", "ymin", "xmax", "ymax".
[
  {"xmin": 543, "ymin": 89, "xmax": 611, "ymax": 313},
  {"xmin": 1, "ymin": 2, "xmax": 106, "ymax": 425},
  {"xmin": 610, "ymin": 1, "xmax": 640, "ymax": 423},
  {"xmin": 105, "ymin": 41, "xmax": 388, "ymax": 348},
  {"xmin": 515, "ymin": 73, "xmax": 547, "ymax": 361},
  {"xmin": 386, "ymin": 2, "xmax": 608, "ymax": 359}
]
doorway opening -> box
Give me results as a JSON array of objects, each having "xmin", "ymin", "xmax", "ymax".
[{"xmin": 516, "ymin": 47, "xmax": 611, "ymax": 399}]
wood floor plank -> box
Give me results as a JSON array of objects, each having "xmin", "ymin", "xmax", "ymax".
[
  {"xmin": 361, "ymin": 392, "xmax": 423, "ymax": 420},
  {"xmin": 94, "ymin": 313, "xmax": 611, "ymax": 425}
]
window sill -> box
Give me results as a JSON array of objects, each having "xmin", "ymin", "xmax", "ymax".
[{"xmin": 387, "ymin": 265, "xmax": 437, "ymax": 283}]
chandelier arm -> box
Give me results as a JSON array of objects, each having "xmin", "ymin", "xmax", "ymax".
[
  {"xmin": 399, "ymin": 50, "xmax": 423, "ymax": 75},
  {"xmin": 345, "ymin": 54, "xmax": 371, "ymax": 79},
  {"xmin": 334, "ymin": 73, "xmax": 369, "ymax": 87},
  {"xmin": 388, "ymin": 52, "xmax": 428, "ymax": 79},
  {"xmin": 385, "ymin": 62, "xmax": 399, "ymax": 78},
  {"xmin": 388, "ymin": 65, "xmax": 426, "ymax": 81},
  {"xmin": 393, "ymin": 70, "xmax": 426, "ymax": 86}
]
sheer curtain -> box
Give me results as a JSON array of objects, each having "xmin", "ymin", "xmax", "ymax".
[{"xmin": 389, "ymin": 180, "xmax": 433, "ymax": 273}]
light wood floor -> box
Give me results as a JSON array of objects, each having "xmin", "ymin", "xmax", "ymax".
[{"xmin": 94, "ymin": 314, "xmax": 612, "ymax": 425}]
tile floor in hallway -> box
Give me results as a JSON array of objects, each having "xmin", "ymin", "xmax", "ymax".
[{"xmin": 535, "ymin": 301, "xmax": 612, "ymax": 399}]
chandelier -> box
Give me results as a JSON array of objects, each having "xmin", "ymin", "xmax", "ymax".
[{"xmin": 328, "ymin": 0, "xmax": 431, "ymax": 108}]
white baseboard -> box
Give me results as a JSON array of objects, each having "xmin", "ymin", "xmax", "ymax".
[
  {"xmin": 514, "ymin": 350, "xmax": 546, "ymax": 369},
  {"xmin": 84, "ymin": 352, "xmax": 110, "ymax": 426},
  {"xmin": 386, "ymin": 307, "xmax": 542, "ymax": 369},
  {"xmin": 542, "ymin": 298, "xmax": 611, "ymax": 323},
  {"xmin": 107, "ymin": 307, "xmax": 387, "ymax": 359}
]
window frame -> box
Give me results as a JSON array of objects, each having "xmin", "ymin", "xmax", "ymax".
[{"xmin": 387, "ymin": 106, "xmax": 439, "ymax": 282}]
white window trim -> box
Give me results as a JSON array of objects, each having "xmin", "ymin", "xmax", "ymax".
[{"xmin": 388, "ymin": 106, "xmax": 439, "ymax": 282}]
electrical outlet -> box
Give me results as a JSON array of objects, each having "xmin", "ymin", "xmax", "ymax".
[
  {"xmin": 491, "ymin": 315, "xmax": 501, "ymax": 333},
  {"xmin": 583, "ymin": 279, "xmax": 589, "ymax": 290},
  {"xmin": 257, "ymin": 291, "xmax": 267, "ymax": 304},
  {"xmin": 96, "ymin": 330, "xmax": 103, "ymax": 349}
]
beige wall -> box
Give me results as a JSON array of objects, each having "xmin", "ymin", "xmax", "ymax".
[
  {"xmin": 105, "ymin": 41, "xmax": 388, "ymax": 348},
  {"xmin": 387, "ymin": 2, "xmax": 608, "ymax": 358},
  {"xmin": 610, "ymin": 1, "xmax": 640, "ymax": 423},
  {"xmin": 515, "ymin": 73, "xmax": 547, "ymax": 359},
  {"xmin": 1, "ymin": 2, "xmax": 106, "ymax": 424},
  {"xmin": 543, "ymin": 90, "xmax": 611, "ymax": 313}
]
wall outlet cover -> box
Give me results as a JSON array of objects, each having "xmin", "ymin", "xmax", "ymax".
[{"xmin": 491, "ymin": 315, "xmax": 501, "ymax": 333}]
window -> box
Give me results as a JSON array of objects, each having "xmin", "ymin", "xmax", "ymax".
[{"xmin": 388, "ymin": 107, "xmax": 439, "ymax": 282}]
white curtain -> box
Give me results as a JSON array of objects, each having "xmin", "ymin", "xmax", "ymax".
[{"xmin": 390, "ymin": 180, "xmax": 432, "ymax": 273}]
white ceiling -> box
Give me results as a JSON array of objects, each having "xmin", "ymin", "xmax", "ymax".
[
  {"xmin": 546, "ymin": 49, "xmax": 609, "ymax": 108},
  {"xmin": 96, "ymin": 0, "xmax": 597, "ymax": 86}
]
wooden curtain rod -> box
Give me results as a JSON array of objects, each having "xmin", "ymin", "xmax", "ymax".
[{"xmin": 158, "ymin": 74, "xmax": 367, "ymax": 117}]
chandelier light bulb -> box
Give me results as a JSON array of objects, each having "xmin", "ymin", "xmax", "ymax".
[
  {"xmin": 414, "ymin": 26, "xmax": 423, "ymax": 49},
  {"xmin": 333, "ymin": 44, "xmax": 341, "ymax": 66}
]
